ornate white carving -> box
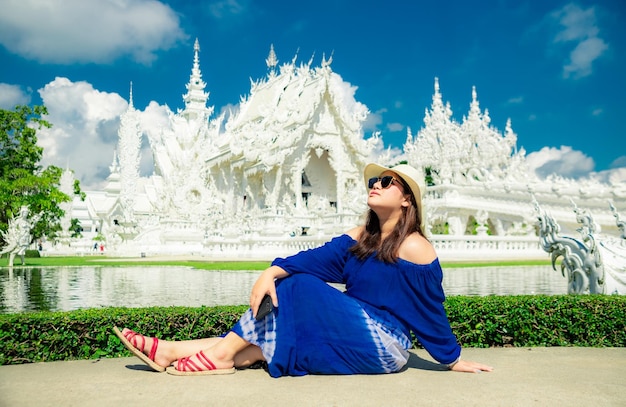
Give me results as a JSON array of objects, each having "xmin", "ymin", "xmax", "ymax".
[
  {"xmin": 57, "ymin": 168, "xmax": 75, "ymax": 245},
  {"xmin": 0, "ymin": 206, "xmax": 42, "ymax": 266},
  {"xmin": 117, "ymin": 83, "xmax": 142, "ymax": 224},
  {"xmin": 59, "ymin": 43, "xmax": 625, "ymax": 260},
  {"xmin": 535, "ymin": 197, "xmax": 625, "ymax": 294}
]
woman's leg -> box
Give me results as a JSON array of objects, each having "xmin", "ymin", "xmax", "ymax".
[
  {"xmin": 120, "ymin": 327, "xmax": 221, "ymax": 367},
  {"xmin": 121, "ymin": 328, "xmax": 264, "ymax": 369},
  {"xmin": 174, "ymin": 332, "xmax": 264, "ymax": 371},
  {"xmin": 233, "ymin": 343, "xmax": 265, "ymax": 368}
]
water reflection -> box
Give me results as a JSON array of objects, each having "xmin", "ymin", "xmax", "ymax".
[
  {"xmin": 442, "ymin": 265, "xmax": 567, "ymax": 296},
  {"xmin": 0, "ymin": 265, "xmax": 567, "ymax": 313},
  {"xmin": 0, "ymin": 266, "xmax": 262, "ymax": 314}
]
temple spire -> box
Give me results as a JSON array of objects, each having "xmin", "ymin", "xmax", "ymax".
[
  {"xmin": 468, "ymin": 85, "xmax": 481, "ymax": 117},
  {"xmin": 321, "ymin": 51, "xmax": 333, "ymax": 68},
  {"xmin": 266, "ymin": 44, "xmax": 278, "ymax": 70},
  {"xmin": 182, "ymin": 38, "xmax": 210, "ymax": 120},
  {"xmin": 429, "ymin": 77, "xmax": 447, "ymax": 119},
  {"xmin": 129, "ymin": 81, "xmax": 134, "ymax": 109}
]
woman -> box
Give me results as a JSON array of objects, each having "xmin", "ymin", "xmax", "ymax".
[{"xmin": 114, "ymin": 163, "xmax": 493, "ymax": 376}]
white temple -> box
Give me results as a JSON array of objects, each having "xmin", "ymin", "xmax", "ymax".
[{"xmin": 53, "ymin": 40, "xmax": 626, "ymax": 260}]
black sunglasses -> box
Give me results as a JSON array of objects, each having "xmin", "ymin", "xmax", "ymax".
[{"xmin": 368, "ymin": 176, "xmax": 399, "ymax": 189}]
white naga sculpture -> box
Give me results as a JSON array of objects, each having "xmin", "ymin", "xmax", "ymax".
[
  {"xmin": 0, "ymin": 206, "xmax": 42, "ymax": 267},
  {"xmin": 534, "ymin": 197, "xmax": 626, "ymax": 295}
]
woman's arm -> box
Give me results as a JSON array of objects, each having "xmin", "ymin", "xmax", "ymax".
[
  {"xmin": 251, "ymin": 229, "xmax": 359, "ymax": 317},
  {"xmin": 400, "ymin": 236, "xmax": 493, "ymax": 373},
  {"xmin": 270, "ymin": 234, "xmax": 355, "ymax": 282}
]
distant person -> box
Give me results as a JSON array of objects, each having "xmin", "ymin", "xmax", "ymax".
[{"xmin": 115, "ymin": 163, "xmax": 493, "ymax": 376}]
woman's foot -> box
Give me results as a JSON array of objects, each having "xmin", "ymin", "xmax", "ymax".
[
  {"xmin": 167, "ymin": 349, "xmax": 236, "ymax": 376},
  {"xmin": 113, "ymin": 327, "xmax": 173, "ymax": 372}
]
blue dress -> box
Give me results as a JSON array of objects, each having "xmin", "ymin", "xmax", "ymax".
[{"xmin": 229, "ymin": 234, "xmax": 461, "ymax": 377}]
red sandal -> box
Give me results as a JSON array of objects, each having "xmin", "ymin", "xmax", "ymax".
[
  {"xmin": 166, "ymin": 350, "xmax": 236, "ymax": 376},
  {"xmin": 113, "ymin": 326, "xmax": 166, "ymax": 372}
]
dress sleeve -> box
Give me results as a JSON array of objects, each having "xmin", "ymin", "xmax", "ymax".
[
  {"xmin": 271, "ymin": 234, "xmax": 354, "ymax": 283},
  {"xmin": 398, "ymin": 259, "xmax": 461, "ymax": 365}
]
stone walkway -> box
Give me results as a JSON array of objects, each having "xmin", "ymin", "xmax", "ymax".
[{"xmin": 1, "ymin": 347, "xmax": 625, "ymax": 406}]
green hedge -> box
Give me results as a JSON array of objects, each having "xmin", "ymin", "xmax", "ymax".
[
  {"xmin": 444, "ymin": 295, "xmax": 625, "ymax": 347},
  {"xmin": 0, "ymin": 295, "xmax": 624, "ymax": 365},
  {"xmin": 0, "ymin": 306, "xmax": 246, "ymax": 365},
  {"xmin": 25, "ymin": 250, "xmax": 41, "ymax": 258}
]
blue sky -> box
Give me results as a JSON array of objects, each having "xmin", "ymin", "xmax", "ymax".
[{"xmin": 1, "ymin": 0, "xmax": 624, "ymax": 189}]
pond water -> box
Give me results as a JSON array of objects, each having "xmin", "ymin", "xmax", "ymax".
[{"xmin": 0, "ymin": 265, "xmax": 568, "ymax": 313}]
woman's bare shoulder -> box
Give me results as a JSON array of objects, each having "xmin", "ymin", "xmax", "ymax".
[
  {"xmin": 346, "ymin": 226, "xmax": 364, "ymax": 240},
  {"xmin": 398, "ymin": 233, "xmax": 437, "ymax": 264}
]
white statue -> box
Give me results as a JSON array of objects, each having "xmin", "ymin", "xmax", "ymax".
[{"xmin": 0, "ymin": 206, "xmax": 42, "ymax": 267}]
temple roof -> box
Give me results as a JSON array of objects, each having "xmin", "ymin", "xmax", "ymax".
[{"xmin": 224, "ymin": 48, "xmax": 373, "ymax": 166}]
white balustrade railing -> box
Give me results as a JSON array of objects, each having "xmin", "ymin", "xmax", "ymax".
[
  {"xmin": 194, "ymin": 234, "xmax": 546, "ymax": 261},
  {"xmin": 430, "ymin": 234, "xmax": 545, "ymax": 260},
  {"xmin": 44, "ymin": 231, "xmax": 548, "ymax": 261}
]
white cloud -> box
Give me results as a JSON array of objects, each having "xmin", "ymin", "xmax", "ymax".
[
  {"xmin": 607, "ymin": 168, "xmax": 626, "ymax": 184},
  {"xmin": 136, "ymin": 101, "xmax": 170, "ymax": 176},
  {"xmin": 205, "ymin": 0, "xmax": 250, "ymax": 19},
  {"xmin": 553, "ymin": 4, "xmax": 599, "ymax": 42},
  {"xmin": 610, "ymin": 156, "xmax": 626, "ymax": 169},
  {"xmin": 563, "ymin": 37, "xmax": 608, "ymax": 78},
  {"xmin": 506, "ymin": 96, "xmax": 524, "ymax": 105},
  {"xmin": 592, "ymin": 167, "xmax": 626, "ymax": 185},
  {"xmin": 363, "ymin": 108, "xmax": 385, "ymax": 133},
  {"xmin": 526, "ymin": 145, "xmax": 595, "ymax": 179},
  {"xmin": 550, "ymin": 3, "xmax": 608, "ymax": 79},
  {"xmin": 386, "ymin": 122, "xmax": 404, "ymax": 132},
  {"xmin": 0, "ymin": 0, "xmax": 186, "ymax": 64},
  {"xmin": 0, "ymin": 83, "xmax": 31, "ymax": 109},
  {"xmin": 139, "ymin": 101, "xmax": 171, "ymax": 139},
  {"xmin": 37, "ymin": 77, "xmax": 128, "ymax": 189},
  {"xmin": 591, "ymin": 107, "xmax": 603, "ymax": 116}
]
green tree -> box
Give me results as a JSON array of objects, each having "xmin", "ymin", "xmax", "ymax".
[{"xmin": 0, "ymin": 105, "xmax": 83, "ymax": 245}]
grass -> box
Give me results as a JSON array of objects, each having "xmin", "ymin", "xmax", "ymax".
[
  {"xmin": 0, "ymin": 255, "xmax": 270, "ymax": 270},
  {"xmin": 0, "ymin": 254, "xmax": 551, "ymax": 270}
]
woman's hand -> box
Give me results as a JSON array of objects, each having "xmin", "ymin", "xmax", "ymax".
[
  {"xmin": 450, "ymin": 359, "xmax": 493, "ymax": 373},
  {"xmin": 250, "ymin": 266, "xmax": 288, "ymax": 318}
]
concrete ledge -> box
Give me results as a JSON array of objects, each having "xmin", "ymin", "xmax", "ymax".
[{"xmin": 1, "ymin": 347, "xmax": 624, "ymax": 406}]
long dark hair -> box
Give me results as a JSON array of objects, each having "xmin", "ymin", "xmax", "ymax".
[{"xmin": 349, "ymin": 176, "xmax": 426, "ymax": 263}]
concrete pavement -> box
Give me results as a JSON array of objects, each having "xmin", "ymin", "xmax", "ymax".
[{"xmin": 1, "ymin": 347, "xmax": 625, "ymax": 407}]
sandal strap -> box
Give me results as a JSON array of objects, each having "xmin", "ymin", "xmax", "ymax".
[
  {"xmin": 177, "ymin": 351, "xmax": 217, "ymax": 372},
  {"xmin": 124, "ymin": 329, "xmax": 158, "ymax": 363},
  {"xmin": 197, "ymin": 351, "xmax": 217, "ymax": 370},
  {"xmin": 124, "ymin": 330, "xmax": 145, "ymax": 354},
  {"xmin": 149, "ymin": 337, "xmax": 159, "ymax": 361}
]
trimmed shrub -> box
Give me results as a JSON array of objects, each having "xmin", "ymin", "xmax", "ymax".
[
  {"xmin": 0, "ymin": 295, "xmax": 624, "ymax": 365},
  {"xmin": 443, "ymin": 295, "xmax": 626, "ymax": 348},
  {"xmin": 25, "ymin": 250, "xmax": 41, "ymax": 258},
  {"xmin": 0, "ymin": 306, "xmax": 247, "ymax": 365}
]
